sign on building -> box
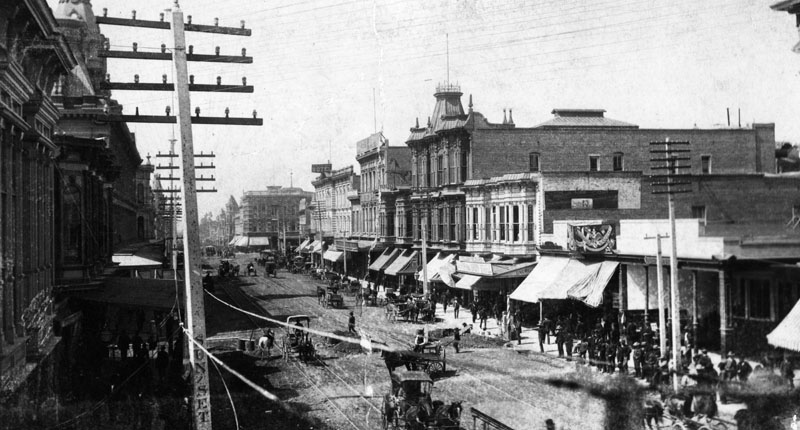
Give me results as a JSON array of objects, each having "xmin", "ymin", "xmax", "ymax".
[
  {"xmin": 311, "ymin": 163, "xmax": 332, "ymax": 174},
  {"xmin": 567, "ymin": 223, "xmax": 616, "ymax": 254},
  {"xmin": 571, "ymin": 198, "xmax": 593, "ymax": 209}
]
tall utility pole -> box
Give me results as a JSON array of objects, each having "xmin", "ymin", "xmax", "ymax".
[
  {"xmin": 95, "ymin": 5, "xmax": 259, "ymax": 428},
  {"xmin": 170, "ymin": 6, "xmax": 211, "ymax": 427},
  {"xmin": 650, "ymin": 138, "xmax": 691, "ymax": 393},
  {"xmin": 644, "ymin": 234, "xmax": 669, "ymax": 354}
]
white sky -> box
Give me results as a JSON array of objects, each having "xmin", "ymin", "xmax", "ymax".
[{"xmin": 50, "ymin": 0, "xmax": 800, "ymax": 214}]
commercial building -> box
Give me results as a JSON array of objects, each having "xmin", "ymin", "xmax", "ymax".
[{"xmin": 229, "ymin": 187, "xmax": 312, "ymax": 252}]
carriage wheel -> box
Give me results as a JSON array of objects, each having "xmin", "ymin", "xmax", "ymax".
[{"xmin": 428, "ymin": 361, "xmax": 444, "ymax": 375}]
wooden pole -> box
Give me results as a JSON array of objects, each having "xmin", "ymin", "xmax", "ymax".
[{"xmin": 171, "ymin": 3, "xmax": 211, "ymax": 428}]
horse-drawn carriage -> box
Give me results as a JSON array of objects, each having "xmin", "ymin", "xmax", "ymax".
[
  {"xmin": 218, "ymin": 259, "xmax": 239, "ymax": 277},
  {"xmin": 385, "ymin": 297, "xmax": 435, "ymax": 323},
  {"xmin": 381, "ymin": 371, "xmax": 461, "ymax": 430},
  {"xmin": 381, "ymin": 342, "xmax": 447, "ymax": 377},
  {"xmin": 317, "ymin": 284, "xmax": 344, "ymax": 308},
  {"xmin": 281, "ymin": 315, "xmax": 315, "ymax": 362}
]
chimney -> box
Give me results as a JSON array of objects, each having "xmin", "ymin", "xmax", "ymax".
[
  {"xmin": 502, "ymin": 109, "xmax": 507, "ymax": 125},
  {"xmin": 508, "ymin": 108, "xmax": 514, "ymax": 125},
  {"xmin": 468, "ymin": 94, "xmax": 473, "ymax": 113}
]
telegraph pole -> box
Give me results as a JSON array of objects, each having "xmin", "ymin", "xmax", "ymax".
[
  {"xmin": 170, "ymin": 5, "xmax": 211, "ymax": 428},
  {"xmin": 95, "ymin": 5, "xmax": 259, "ymax": 428},
  {"xmin": 650, "ymin": 138, "xmax": 691, "ymax": 393},
  {"xmin": 644, "ymin": 234, "xmax": 669, "ymax": 354}
]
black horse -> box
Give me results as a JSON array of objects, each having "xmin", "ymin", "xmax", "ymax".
[{"xmin": 381, "ymin": 350, "xmax": 414, "ymax": 374}]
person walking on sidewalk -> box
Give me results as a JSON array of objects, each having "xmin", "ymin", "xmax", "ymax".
[
  {"xmin": 453, "ymin": 297, "xmax": 460, "ymax": 319},
  {"xmin": 470, "ymin": 301, "xmax": 477, "ymax": 324},
  {"xmin": 538, "ymin": 321, "xmax": 547, "ymax": 353},
  {"xmin": 515, "ymin": 319, "xmax": 523, "ymax": 345},
  {"xmin": 479, "ymin": 306, "xmax": 489, "ymax": 331},
  {"xmin": 453, "ymin": 326, "xmax": 461, "ymax": 353},
  {"xmin": 348, "ymin": 312, "xmax": 356, "ymax": 334}
]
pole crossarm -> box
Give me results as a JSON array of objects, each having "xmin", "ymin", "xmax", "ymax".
[
  {"xmin": 99, "ymin": 82, "xmax": 254, "ymax": 93},
  {"xmin": 95, "ymin": 16, "xmax": 252, "ymax": 36},
  {"xmin": 99, "ymin": 50, "xmax": 253, "ymax": 63},
  {"xmin": 104, "ymin": 114, "xmax": 262, "ymax": 125}
]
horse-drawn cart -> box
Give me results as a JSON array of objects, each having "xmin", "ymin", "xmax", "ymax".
[
  {"xmin": 381, "ymin": 371, "xmax": 461, "ymax": 430},
  {"xmin": 280, "ymin": 315, "xmax": 315, "ymax": 363},
  {"xmin": 381, "ymin": 343, "xmax": 447, "ymax": 377},
  {"xmin": 317, "ymin": 284, "xmax": 344, "ymax": 308}
]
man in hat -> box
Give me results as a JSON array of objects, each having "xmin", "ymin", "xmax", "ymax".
[
  {"xmin": 632, "ymin": 342, "xmax": 644, "ymax": 378},
  {"xmin": 414, "ymin": 329, "xmax": 426, "ymax": 352},
  {"xmin": 348, "ymin": 311, "xmax": 356, "ymax": 334}
]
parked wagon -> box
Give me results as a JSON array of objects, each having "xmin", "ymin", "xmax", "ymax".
[{"xmin": 381, "ymin": 370, "xmax": 461, "ymax": 430}]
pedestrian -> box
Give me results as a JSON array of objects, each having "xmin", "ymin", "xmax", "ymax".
[
  {"xmin": 736, "ymin": 357, "xmax": 752, "ymax": 382},
  {"xmin": 470, "ymin": 301, "xmax": 478, "ymax": 324},
  {"xmin": 453, "ymin": 326, "xmax": 461, "ymax": 353},
  {"xmin": 538, "ymin": 319, "xmax": 547, "ymax": 353},
  {"xmin": 453, "ymin": 297, "xmax": 460, "ymax": 319},
  {"xmin": 780, "ymin": 354, "xmax": 795, "ymax": 388},
  {"xmin": 156, "ymin": 345, "xmax": 169, "ymax": 384},
  {"xmin": 564, "ymin": 328, "xmax": 574, "ymax": 361},
  {"xmin": 118, "ymin": 331, "xmax": 130, "ymax": 361},
  {"xmin": 479, "ymin": 306, "xmax": 488, "ymax": 331},
  {"xmin": 617, "ymin": 340, "xmax": 631, "ymax": 374},
  {"xmin": 633, "ymin": 342, "xmax": 644, "ymax": 378},
  {"xmin": 348, "ymin": 312, "xmax": 356, "ymax": 334},
  {"xmin": 723, "ymin": 351, "xmax": 738, "ymax": 381},
  {"xmin": 605, "ymin": 341, "xmax": 617, "ymax": 374},
  {"xmin": 515, "ymin": 319, "xmax": 522, "ymax": 345},
  {"xmin": 442, "ymin": 294, "xmax": 448, "ymax": 314},
  {"xmin": 555, "ymin": 324, "xmax": 565, "ymax": 357}
]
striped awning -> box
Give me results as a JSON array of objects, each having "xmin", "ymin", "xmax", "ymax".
[
  {"xmin": 768, "ymin": 298, "xmax": 800, "ymax": 351},
  {"xmin": 295, "ymin": 239, "xmax": 310, "ymax": 253},
  {"xmin": 385, "ymin": 251, "xmax": 418, "ymax": 276}
]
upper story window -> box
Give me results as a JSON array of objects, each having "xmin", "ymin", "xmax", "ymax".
[
  {"xmin": 701, "ymin": 155, "xmax": 711, "ymax": 174},
  {"xmin": 461, "ymin": 151, "xmax": 468, "ymax": 182},
  {"xmin": 437, "ymin": 155, "xmax": 444, "ymax": 186},
  {"xmin": 529, "ymin": 152, "xmax": 540, "ymax": 172},
  {"xmin": 691, "ymin": 205, "xmax": 707, "ymax": 226},
  {"xmin": 589, "ymin": 155, "xmax": 599, "ymax": 172},
  {"xmin": 613, "ymin": 152, "xmax": 624, "ymax": 171}
]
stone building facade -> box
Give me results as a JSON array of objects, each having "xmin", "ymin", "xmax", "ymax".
[
  {"xmin": 311, "ymin": 167, "xmax": 358, "ymax": 241},
  {"xmin": 233, "ymin": 187, "xmax": 312, "ymax": 251}
]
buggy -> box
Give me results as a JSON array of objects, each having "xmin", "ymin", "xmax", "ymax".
[
  {"xmin": 381, "ymin": 370, "xmax": 461, "ymax": 430},
  {"xmin": 280, "ymin": 315, "xmax": 315, "ymax": 363},
  {"xmin": 318, "ymin": 285, "xmax": 344, "ymax": 308}
]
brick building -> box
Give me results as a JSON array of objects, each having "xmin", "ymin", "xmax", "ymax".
[
  {"xmin": 230, "ymin": 187, "xmax": 312, "ymax": 252},
  {"xmin": 311, "ymin": 166, "xmax": 358, "ymax": 240}
]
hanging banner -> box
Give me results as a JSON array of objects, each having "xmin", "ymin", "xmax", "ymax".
[{"xmin": 567, "ymin": 223, "xmax": 616, "ymax": 254}]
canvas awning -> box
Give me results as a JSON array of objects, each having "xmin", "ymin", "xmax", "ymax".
[
  {"xmin": 454, "ymin": 274, "xmax": 483, "ymax": 290},
  {"xmin": 509, "ymin": 256, "xmax": 571, "ymax": 303},
  {"xmin": 233, "ymin": 236, "xmax": 249, "ymax": 247},
  {"xmin": 438, "ymin": 262, "xmax": 456, "ymax": 288},
  {"xmin": 73, "ymin": 278, "xmax": 184, "ymax": 311},
  {"xmin": 368, "ymin": 248, "xmax": 400, "ymax": 271},
  {"xmin": 417, "ymin": 253, "xmax": 455, "ymax": 283},
  {"xmin": 566, "ymin": 261, "xmax": 619, "ymax": 307},
  {"xmin": 248, "ymin": 236, "xmax": 271, "ymax": 247},
  {"xmin": 323, "ymin": 250, "xmax": 343, "ymax": 262},
  {"xmin": 385, "ymin": 251, "xmax": 418, "ymax": 276},
  {"xmin": 768, "ymin": 298, "xmax": 800, "ymax": 351},
  {"xmin": 295, "ymin": 239, "xmax": 310, "ymax": 253},
  {"xmin": 302, "ymin": 240, "xmax": 318, "ymax": 253},
  {"xmin": 228, "ymin": 236, "xmax": 240, "ymax": 246},
  {"xmin": 537, "ymin": 258, "xmax": 617, "ymax": 304}
]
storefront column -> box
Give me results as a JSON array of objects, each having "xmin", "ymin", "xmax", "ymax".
[
  {"xmin": 692, "ymin": 270, "xmax": 698, "ymax": 351},
  {"xmin": 718, "ymin": 270, "xmax": 731, "ymax": 355}
]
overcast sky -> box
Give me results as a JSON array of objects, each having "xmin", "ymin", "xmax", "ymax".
[{"xmin": 50, "ymin": 0, "xmax": 800, "ymax": 215}]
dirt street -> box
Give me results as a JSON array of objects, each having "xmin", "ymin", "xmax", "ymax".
[{"xmin": 204, "ymin": 256, "xmax": 611, "ymax": 430}]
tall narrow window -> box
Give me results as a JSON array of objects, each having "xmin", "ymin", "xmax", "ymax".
[
  {"xmin": 472, "ymin": 207, "xmax": 479, "ymax": 240},
  {"xmin": 485, "ymin": 207, "xmax": 491, "ymax": 242},
  {"xmin": 438, "ymin": 208, "xmax": 444, "ymax": 241},
  {"xmin": 527, "ymin": 204, "xmax": 535, "ymax": 241},
  {"xmin": 529, "ymin": 152, "xmax": 540, "ymax": 172},
  {"xmin": 449, "ymin": 206, "xmax": 456, "ymax": 241},
  {"xmin": 428, "ymin": 153, "xmax": 434, "ymax": 187},
  {"xmin": 613, "ymin": 152, "xmax": 624, "ymax": 171},
  {"xmin": 461, "ymin": 151, "xmax": 468, "ymax": 182},
  {"xmin": 512, "ymin": 206, "xmax": 520, "ymax": 241},
  {"xmin": 491, "ymin": 206, "xmax": 497, "ymax": 241},
  {"xmin": 449, "ymin": 152, "xmax": 457, "ymax": 183},
  {"xmin": 701, "ymin": 155, "xmax": 711, "ymax": 174},
  {"xmin": 406, "ymin": 211, "xmax": 413, "ymax": 238},
  {"xmin": 437, "ymin": 155, "xmax": 444, "ymax": 186},
  {"xmin": 499, "ymin": 207, "xmax": 506, "ymax": 241},
  {"xmin": 589, "ymin": 155, "xmax": 599, "ymax": 172}
]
